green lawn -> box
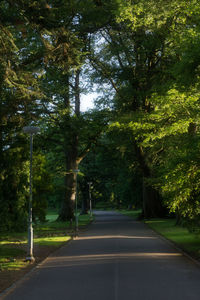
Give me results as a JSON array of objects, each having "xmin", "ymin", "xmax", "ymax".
[
  {"xmin": 34, "ymin": 236, "xmax": 71, "ymax": 247},
  {"xmin": 0, "ymin": 210, "xmax": 93, "ymax": 271},
  {"xmin": 0, "ymin": 244, "xmax": 27, "ymax": 271},
  {"xmin": 120, "ymin": 209, "xmax": 200, "ymax": 260},
  {"xmin": 146, "ymin": 218, "xmax": 200, "ymax": 259},
  {"xmin": 46, "ymin": 210, "xmax": 59, "ymax": 222},
  {"xmin": 119, "ymin": 209, "xmax": 142, "ymax": 220}
]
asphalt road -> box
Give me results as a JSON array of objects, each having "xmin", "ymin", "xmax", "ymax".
[{"xmin": 2, "ymin": 210, "xmax": 200, "ymax": 300}]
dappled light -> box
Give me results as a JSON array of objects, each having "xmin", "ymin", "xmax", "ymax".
[
  {"xmin": 38, "ymin": 252, "xmax": 182, "ymax": 269},
  {"xmin": 75, "ymin": 235, "xmax": 157, "ymax": 240},
  {"xmin": 3, "ymin": 211, "xmax": 200, "ymax": 300},
  {"xmin": 2, "ymin": 1, "xmax": 200, "ymax": 298}
]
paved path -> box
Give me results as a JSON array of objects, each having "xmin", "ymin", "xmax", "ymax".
[{"xmin": 2, "ymin": 211, "xmax": 200, "ymax": 299}]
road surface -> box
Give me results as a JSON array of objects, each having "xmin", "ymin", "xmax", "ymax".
[{"xmin": 2, "ymin": 210, "xmax": 200, "ymax": 299}]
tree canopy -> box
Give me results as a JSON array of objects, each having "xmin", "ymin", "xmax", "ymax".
[{"xmin": 1, "ymin": 0, "xmax": 200, "ymax": 231}]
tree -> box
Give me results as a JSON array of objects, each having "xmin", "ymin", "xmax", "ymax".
[
  {"xmin": 0, "ymin": 1, "xmax": 44, "ymax": 230},
  {"xmin": 79, "ymin": 127, "xmax": 143, "ymax": 211},
  {"xmin": 2, "ymin": 0, "xmax": 200, "ymax": 229},
  {"xmin": 84, "ymin": 0, "xmax": 200, "ymax": 218}
]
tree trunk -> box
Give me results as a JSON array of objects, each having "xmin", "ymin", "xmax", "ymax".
[
  {"xmin": 142, "ymin": 177, "xmax": 165, "ymax": 218},
  {"xmin": 134, "ymin": 144, "xmax": 166, "ymax": 218},
  {"xmin": 58, "ymin": 70, "xmax": 81, "ymax": 221},
  {"xmin": 81, "ymin": 192, "xmax": 89, "ymax": 215},
  {"xmin": 58, "ymin": 151, "xmax": 78, "ymax": 221}
]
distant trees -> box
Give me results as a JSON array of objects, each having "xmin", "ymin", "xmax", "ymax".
[{"xmin": 80, "ymin": 128, "xmax": 143, "ymax": 210}]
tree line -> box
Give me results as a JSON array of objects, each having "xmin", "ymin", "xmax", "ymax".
[{"xmin": 1, "ymin": 0, "xmax": 200, "ymax": 231}]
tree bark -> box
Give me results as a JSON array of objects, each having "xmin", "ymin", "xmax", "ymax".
[
  {"xmin": 134, "ymin": 144, "xmax": 166, "ymax": 218},
  {"xmin": 59, "ymin": 149, "xmax": 78, "ymax": 221},
  {"xmin": 142, "ymin": 178, "xmax": 165, "ymax": 218},
  {"xmin": 58, "ymin": 70, "xmax": 81, "ymax": 221}
]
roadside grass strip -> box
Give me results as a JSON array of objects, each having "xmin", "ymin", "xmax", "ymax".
[
  {"xmin": 0, "ymin": 247, "xmax": 27, "ymax": 271},
  {"xmin": 0, "ymin": 236, "xmax": 71, "ymax": 271},
  {"xmin": 34, "ymin": 236, "xmax": 71, "ymax": 247},
  {"xmin": 0, "ymin": 211, "xmax": 92, "ymax": 272},
  {"xmin": 119, "ymin": 209, "xmax": 142, "ymax": 220},
  {"xmin": 120, "ymin": 210, "xmax": 200, "ymax": 260},
  {"xmin": 145, "ymin": 219, "xmax": 200, "ymax": 259}
]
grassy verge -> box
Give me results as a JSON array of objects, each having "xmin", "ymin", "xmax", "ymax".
[
  {"xmin": 120, "ymin": 209, "xmax": 200, "ymax": 260},
  {"xmin": 145, "ymin": 218, "xmax": 200, "ymax": 259},
  {"xmin": 0, "ymin": 211, "xmax": 93, "ymax": 272},
  {"xmin": 119, "ymin": 209, "xmax": 142, "ymax": 220},
  {"xmin": 94, "ymin": 202, "xmax": 116, "ymax": 210}
]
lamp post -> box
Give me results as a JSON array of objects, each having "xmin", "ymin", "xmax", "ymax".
[
  {"xmin": 23, "ymin": 126, "xmax": 40, "ymax": 262},
  {"xmin": 88, "ymin": 182, "xmax": 92, "ymax": 217},
  {"xmin": 73, "ymin": 169, "xmax": 79, "ymax": 235}
]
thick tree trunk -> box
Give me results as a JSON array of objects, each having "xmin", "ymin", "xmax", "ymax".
[
  {"xmin": 134, "ymin": 144, "xmax": 166, "ymax": 218},
  {"xmin": 58, "ymin": 69, "xmax": 100, "ymax": 220},
  {"xmin": 58, "ymin": 152, "xmax": 78, "ymax": 221},
  {"xmin": 81, "ymin": 193, "xmax": 89, "ymax": 215},
  {"xmin": 142, "ymin": 178, "xmax": 165, "ymax": 218},
  {"xmin": 58, "ymin": 70, "xmax": 81, "ymax": 221}
]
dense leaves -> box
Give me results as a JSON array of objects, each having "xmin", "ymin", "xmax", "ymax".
[{"xmin": 1, "ymin": 0, "xmax": 200, "ymax": 230}]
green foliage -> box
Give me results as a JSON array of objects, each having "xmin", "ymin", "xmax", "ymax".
[
  {"xmin": 0, "ymin": 139, "xmax": 29, "ymax": 231},
  {"xmin": 1, "ymin": 0, "xmax": 200, "ymax": 230},
  {"xmin": 110, "ymin": 86, "xmax": 200, "ymax": 223},
  {"xmin": 79, "ymin": 131, "xmax": 143, "ymax": 210},
  {"xmin": 32, "ymin": 153, "xmax": 54, "ymax": 222},
  {"xmin": 89, "ymin": 0, "xmax": 200, "ymax": 222}
]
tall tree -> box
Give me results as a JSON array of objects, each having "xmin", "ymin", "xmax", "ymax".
[{"xmin": 0, "ymin": 1, "xmax": 45, "ymax": 230}]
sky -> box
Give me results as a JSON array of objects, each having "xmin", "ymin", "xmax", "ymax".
[{"xmin": 80, "ymin": 93, "xmax": 96, "ymax": 112}]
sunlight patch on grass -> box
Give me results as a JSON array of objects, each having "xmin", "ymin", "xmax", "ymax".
[
  {"xmin": 0, "ymin": 248, "xmax": 27, "ymax": 271},
  {"xmin": 0, "ymin": 259, "xmax": 28, "ymax": 271},
  {"xmin": 34, "ymin": 236, "xmax": 71, "ymax": 247},
  {"xmin": 0, "ymin": 240, "xmax": 27, "ymax": 245},
  {"xmin": 0, "ymin": 210, "xmax": 93, "ymax": 272}
]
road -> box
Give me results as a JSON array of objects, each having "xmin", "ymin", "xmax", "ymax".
[{"xmin": 2, "ymin": 210, "xmax": 200, "ymax": 300}]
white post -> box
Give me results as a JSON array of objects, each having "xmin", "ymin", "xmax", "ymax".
[
  {"xmin": 23, "ymin": 126, "xmax": 40, "ymax": 262},
  {"xmin": 73, "ymin": 169, "xmax": 79, "ymax": 235},
  {"xmin": 88, "ymin": 182, "xmax": 92, "ymax": 217}
]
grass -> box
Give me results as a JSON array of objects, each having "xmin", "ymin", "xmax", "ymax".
[
  {"xmin": 46, "ymin": 210, "xmax": 59, "ymax": 222},
  {"xmin": 0, "ymin": 210, "xmax": 93, "ymax": 272},
  {"xmin": 0, "ymin": 248, "xmax": 25, "ymax": 258},
  {"xmin": 34, "ymin": 236, "xmax": 71, "ymax": 247},
  {"xmin": 119, "ymin": 209, "xmax": 142, "ymax": 220},
  {"xmin": 120, "ymin": 209, "xmax": 200, "ymax": 260},
  {"xmin": 35, "ymin": 211, "xmax": 93, "ymax": 236},
  {"xmin": 0, "ymin": 235, "xmax": 70, "ymax": 271},
  {"xmin": 0, "ymin": 259, "xmax": 28, "ymax": 271},
  {"xmin": 0, "ymin": 247, "xmax": 27, "ymax": 271},
  {"xmin": 78, "ymin": 213, "xmax": 94, "ymax": 227},
  {"xmin": 145, "ymin": 218, "xmax": 200, "ymax": 259}
]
